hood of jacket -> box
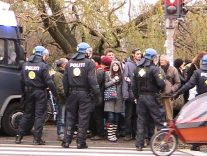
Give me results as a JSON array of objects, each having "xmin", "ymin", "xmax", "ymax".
[{"xmin": 110, "ymin": 60, "xmax": 123, "ymax": 73}]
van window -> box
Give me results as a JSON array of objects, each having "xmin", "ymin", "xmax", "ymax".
[
  {"xmin": 0, "ymin": 39, "xmax": 4, "ymax": 64},
  {"xmin": 8, "ymin": 40, "xmax": 17, "ymax": 65}
]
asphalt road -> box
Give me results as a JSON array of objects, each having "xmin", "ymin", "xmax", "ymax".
[{"xmin": 0, "ymin": 124, "xmax": 206, "ymax": 156}]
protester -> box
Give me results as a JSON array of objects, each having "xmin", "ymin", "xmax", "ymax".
[
  {"xmin": 53, "ymin": 58, "xmax": 68, "ymax": 141},
  {"xmin": 104, "ymin": 60, "xmax": 123, "ymax": 142},
  {"xmin": 160, "ymin": 55, "xmax": 181, "ymax": 121},
  {"xmin": 122, "ymin": 48, "xmax": 142, "ymax": 141}
]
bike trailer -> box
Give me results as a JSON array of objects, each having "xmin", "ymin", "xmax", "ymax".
[{"xmin": 176, "ymin": 93, "xmax": 207, "ymax": 143}]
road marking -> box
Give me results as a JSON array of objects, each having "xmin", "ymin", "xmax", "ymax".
[{"xmin": 0, "ymin": 144, "xmax": 188, "ymax": 156}]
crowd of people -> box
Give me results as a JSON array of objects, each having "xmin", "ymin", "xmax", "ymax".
[{"xmin": 15, "ymin": 42, "xmax": 207, "ymax": 151}]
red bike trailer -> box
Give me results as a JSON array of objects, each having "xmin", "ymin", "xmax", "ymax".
[{"xmin": 150, "ymin": 93, "xmax": 207, "ymax": 156}]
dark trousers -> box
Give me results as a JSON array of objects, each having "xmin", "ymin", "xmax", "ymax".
[
  {"xmin": 136, "ymin": 95, "xmax": 164, "ymax": 148},
  {"xmin": 90, "ymin": 105, "xmax": 104, "ymax": 136},
  {"xmin": 145, "ymin": 112, "xmax": 155, "ymax": 140},
  {"xmin": 64, "ymin": 91, "xmax": 92, "ymax": 144},
  {"xmin": 124, "ymin": 99, "xmax": 136, "ymax": 137},
  {"xmin": 18, "ymin": 89, "xmax": 47, "ymax": 139}
]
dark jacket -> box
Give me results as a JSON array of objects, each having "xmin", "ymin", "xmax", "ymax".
[
  {"xmin": 186, "ymin": 63, "xmax": 197, "ymax": 81},
  {"xmin": 21, "ymin": 55, "xmax": 57, "ymax": 97},
  {"xmin": 177, "ymin": 65, "xmax": 207, "ymax": 95},
  {"xmin": 53, "ymin": 68, "xmax": 65, "ymax": 104},
  {"xmin": 122, "ymin": 57, "xmax": 137, "ymax": 99},
  {"xmin": 63, "ymin": 56, "xmax": 100, "ymax": 97},
  {"xmin": 133, "ymin": 58, "xmax": 165, "ymax": 98}
]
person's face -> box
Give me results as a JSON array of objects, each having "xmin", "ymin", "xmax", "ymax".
[
  {"xmin": 112, "ymin": 63, "xmax": 119, "ymax": 72},
  {"xmin": 153, "ymin": 56, "xmax": 159, "ymax": 65},
  {"xmin": 86, "ymin": 48, "xmax": 93, "ymax": 58},
  {"xmin": 106, "ymin": 52, "xmax": 115, "ymax": 60},
  {"xmin": 180, "ymin": 63, "xmax": 185, "ymax": 70},
  {"xmin": 43, "ymin": 54, "xmax": 49, "ymax": 62},
  {"xmin": 159, "ymin": 56, "xmax": 168, "ymax": 66},
  {"xmin": 62, "ymin": 60, "xmax": 68, "ymax": 69},
  {"xmin": 133, "ymin": 50, "xmax": 142, "ymax": 61}
]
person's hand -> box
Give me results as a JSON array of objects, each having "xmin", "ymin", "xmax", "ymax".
[
  {"xmin": 124, "ymin": 77, "xmax": 131, "ymax": 82},
  {"xmin": 112, "ymin": 76, "xmax": 119, "ymax": 83},
  {"xmin": 114, "ymin": 76, "xmax": 119, "ymax": 81}
]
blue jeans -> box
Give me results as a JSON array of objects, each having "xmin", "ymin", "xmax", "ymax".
[{"xmin": 56, "ymin": 104, "xmax": 65, "ymax": 135}]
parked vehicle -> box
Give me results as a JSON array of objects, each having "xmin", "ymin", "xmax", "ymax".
[{"xmin": 0, "ymin": 8, "xmax": 30, "ymax": 136}]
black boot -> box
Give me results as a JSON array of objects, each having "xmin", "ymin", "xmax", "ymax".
[
  {"xmin": 77, "ymin": 143, "xmax": 88, "ymax": 149},
  {"xmin": 15, "ymin": 135, "xmax": 23, "ymax": 144},
  {"xmin": 33, "ymin": 138, "xmax": 46, "ymax": 145},
  {"xmin": 191, "ymin": 145, "xmax": 200, "ymax": 151},
  {"xmin": 62, "ymin": 126, "xmax": 73, "ymax": 148},
  {"xmin": 136, "ymin": 146, "xmax": 143, "ymax": 151},
  {"xmin": 77, "ymin": 128, "xmax": 88, "ymax": 149},
  {"xmin": 61, "ymin": 141, "xmax": 70, "ymax": 148}
]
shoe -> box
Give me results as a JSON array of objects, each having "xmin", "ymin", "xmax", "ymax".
[
  {"xmin": 15, "ymin": 135, "xmax": 23, "ymax": 144},
  {"xmin": 144, "ymin": 139, "xmax": 150, "ymax": 147},
  {"xmin": 107, "ymin": 135, "xmax": 117, "ymax": 142},
  {"xmin": 191, "ymin": 145, "xmax": 200, "ymax": 151},
  {"xmin": 136, "ymin": 147, "xmax": 143, "ymax": 151},
  {"xmin": 77, "ymin": 143, "xmax": 88, "ymax": 149},
  {"xmin": 90, "ymin": 135, "xmax": 104, "ymax": 140},
  {"xmin": 61, "ymin": 141, "xmax": 70, "ymax": 148},
  {"xmin": 124, "ymin": 135, "xmax": 133, "ymax": 141},
  {"xmin": 33, "ymin": 139, "xmax": 46, "ymax": 145},
  {"xmin": 57, "ymin": 134, "xmax": 64, "ymax": 141}
]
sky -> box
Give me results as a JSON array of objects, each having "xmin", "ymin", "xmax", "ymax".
[
  {"xmin": 113, "ymin": 0, "xmax": 159, "ymax": 23},
  {"xmin": 114, "ymin": 0, "xmax": 202, "ymax": 22}
]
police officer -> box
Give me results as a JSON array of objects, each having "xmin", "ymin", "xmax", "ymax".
[
  {"xmin": 174, "ymin": 54, "xmax": 207, "ymax": 151},
  {"xmin": 62, "ymin": 42, "xmax": 101, "ymax": 149},
  {"xmin": 15, "ymin": 46, "xmax": 57, "ymax": 145},
  {"xmin": 132, "ymin": 48, "xmax": 165, "ymax": 151}
]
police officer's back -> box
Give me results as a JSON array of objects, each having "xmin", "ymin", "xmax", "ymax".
[
  {"xmin": 15, "ymin": 46, "xmax": 57, "ymax": 145},
  {"xmin": 62, "ymin": 42, "xmax": 101, "ymax": 149},
  {"xmin": 133, "ymin": 48, "xmax": 165, "ymax": 151},
  {"xmin": 175, "ymin": 54, "xmax": 207, "ymax": 97}
]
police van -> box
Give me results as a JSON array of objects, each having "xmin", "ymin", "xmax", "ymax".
[{"xmin": 0, "ymin": 4, "xmax": 33, "ymax": 136}]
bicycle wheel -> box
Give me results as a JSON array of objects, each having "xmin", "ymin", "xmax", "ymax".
[
  {"xmin": 46, "ymin": 99, "xmax": 53, "ymax": 122},
  {"xmin": 150, "ymin": 130, "xmax": 177, "ymax": 156}
]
